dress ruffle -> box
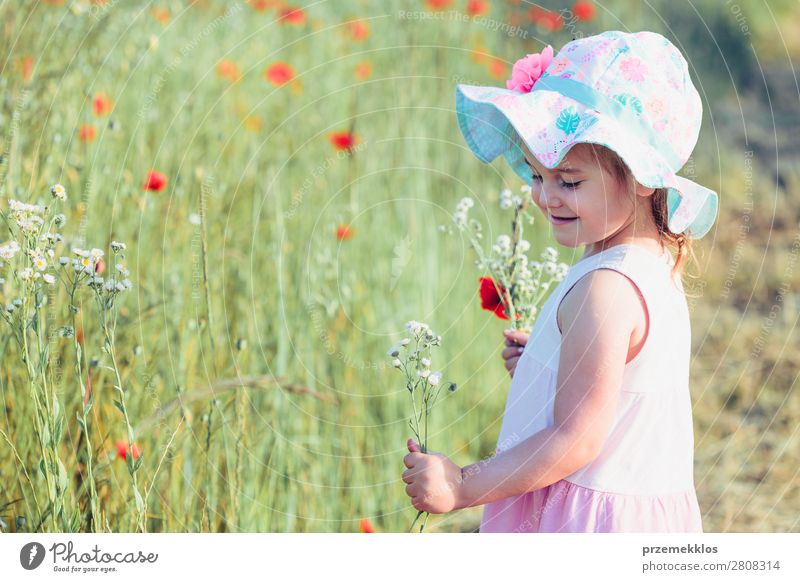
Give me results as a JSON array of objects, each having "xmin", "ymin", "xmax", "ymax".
[{"xmin": 480, "ymin": 479, "xmax": 703, "ymax": 533}]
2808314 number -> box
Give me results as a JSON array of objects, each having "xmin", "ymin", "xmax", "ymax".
[{"xmin": 730, "ymin": 560, "xmax": 780, "ymax": 570}]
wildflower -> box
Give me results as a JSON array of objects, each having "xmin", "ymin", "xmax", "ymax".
[
  {"xmin": 188, "ymin": 213, "xmax": 201, "ymax": 226},
  {"xmin": 93, "ymin": 92, "xmax": 113, "ymax": 117},
  {"xmin": 54, "ymin": 213, "xmax": 66, "ymax": 227},
  {"xmin": 404, "ymin": 320, "xmax": 430, "ymax": 335},
  {"xmin": 478, "ymin": 276, "xmax": 517, "ymax": 321},
  {"xmin": 143, "ymin": 170, "xmax": 167, "ymax": 192},
  {"xmin": 31, "ymin": 252, "xmax": 47, "ymax": 271},
  {"xmin": 5, "ymin": 304, "xmax": 14, "ymax": 313},
  {"xmin": 0, "ymin": 241, "xmax": 21, "ymax": 260},
  {"xmin": 115, "ymin": 440, "xmax": 142, "ymax": 461},
  {"xmin": 345, "ymin": 18, "xmax": 369, "ymax": 42},
  {"xmin": 420, "ymin": 357, "xmax": 431, "ymax": 367},
  {"xmin": 573, "ymin": 1, "xmax": 596, "ymax": 22},
  {"xmin": 466, "ymin": 0, "xmax": 489, "ymax": 16},
  {"xmin": 78, "ymin": 123, "xmax": 96, "ymax": 143},
  {"xmin": 152, "ymin": 6, "xmax": 170, "ymax": 25},
  {"xmin": 354, "ymin": 61, "xmax": 372, "ymax": 80},
  {"xmin": 387, "ymin": 346, "xmax": 400, "ymax": 357},
  {"xmin": 50, "ymin": 183, "xmax": 67, "ymax": 201},
  {"xmin": 58, "ymin": 256, "xmax": 69, "ymax": 266},
  {"xmin": 392, "ymin": 358, "xmax": 402, "ymax": 368},
  {"xmin": 216, "ymin": 59, "xmax": 241, "ymax": 82},
  {"xmin": 278, "ymin": 5, "xmax": 305, "ymax": 25},
  {"xmin": 43, "ymin": 273, "xmax": 55, "ymax": 285},
  {"xmin": 265, "ymin": 62, "xmax": 295, "ymax": 86},
  {"xmin": 425, "ymin": 0, "xmax": 453, "ymax": 10},
  {"xmin": 19, "ymin": 268, "xmax": 33, "ymax": 281},
  {"xmin": 329, "ymin": 131, "xmax": 359, "ymax": 153},
  {"xmin": 359, "ymin": 518, "xmax": 375, "ymax": 533},
  {"xmin": 428, "ymin": 372, "xmax": 442, "ymax": 386},
  {"xmin": 399, "ymin": 338, "xmax": 410, "ymax": 346},
  {"xmin": 417, "ymin": 369, "xmax": 431, "ymax": 379},
  {"xmin": 111, "ymin": 241, "xmax": 126, "ymax": 253},
  {"xmin": 336, "ymin": 224, "xmax": 355, "ymax": 241}
]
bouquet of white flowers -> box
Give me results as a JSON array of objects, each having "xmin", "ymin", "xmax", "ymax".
[
  {"xmin": 440, "ymin": 186, "xmax": 569, "ymax": 332},
  {"xmin": 388, "ymin": 320, "xmax": 456, "ymax": 533}
]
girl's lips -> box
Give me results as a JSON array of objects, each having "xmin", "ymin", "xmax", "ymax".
[{"xmin": 549, "ymin": 215, "xmax": 578, "ymax": 225}]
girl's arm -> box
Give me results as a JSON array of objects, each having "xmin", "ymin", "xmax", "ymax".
[{"xmin": 455, "ymin": 269, "xmax": 645, "ymax": 510}]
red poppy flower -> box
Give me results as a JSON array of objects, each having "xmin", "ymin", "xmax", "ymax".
[
  {"xmin": 466, "ymin": 0, "xmax": 489, "ymax": 17},
  {"xmin": 486, "ymin": 58, "xmax": 507, "ymax": 80},
  {"xmin": 354, "ymin": 61, "xmax": 372, "ymax": 80},
  {"xmin": 93, "ymin": 92, "xmax": 113, "ymax": 117},
  {"xmin": 20, "ymin": 55, "xmax": 34, "ymax": 82},
  {"xmin": 278, "ymin": 5, "xmax": 305, "ymax": 25},
  {"xmin": 79, "ymin": 124, "xmax": 96, "ymax": 142},
  {"xmin": 345, "ymin": 18, "xmax": 369, "ymax": 42},
  {"xmin": 572, "ymin": 1, "xmax": 596, "ymax": 21},
  {"xmin": 248, "ymin": 0, "xmax": 277, "ymax": 11},
  {"xmin": 115, "ymin": 440, "xmax": 142, "ymax": 461},
  {"xmin": 329, "ymin": 131, "xmax": 358, "ymax": 153},
  {"xmin": 359, "ymin": 518, "xmax": 375, "ymax": 533},
  {"xmin": 479, "ymin": 276, "xmax": 520, "ymax": 321},
  {"xmin": 265, "ymin": 62, "xmax": 295, "ymax": 86},
  {"xmin": 336, "ymin": 224, "xmax": 354, "ymax": 241},
  {"xmin": 425, "ymin": 0, "xmax": 453, "ymax": 10},
  {"xmin": 152, "ymin": 7, "xmax": 170, "ymax": 25},
  {"xmin": 143, "ymin": 170, "xmax": 168, "ymax": 192},
  {"xmin": 217, "ymin": 59, "xmax": 241, "ymax": 82},
  {"xmin": 531, "ymin": 9, "xmax": 563, "ymax": 31}
]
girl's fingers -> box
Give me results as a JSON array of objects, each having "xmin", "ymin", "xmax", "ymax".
[
  {"xmin": 504, "ymin": 356, "xmax": 519, "ymax": 371},
  {"xmin": 502, "ymin": 346, "xmax": 525, "ymax": 360},
  {"xmin": 503, "ymin": 330, "xmax": 530, "ymax": 346}
]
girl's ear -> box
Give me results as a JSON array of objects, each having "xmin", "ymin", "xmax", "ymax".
[{"xmin": 634, "ymin": 182, "xmax": 656, "ymax": 198}]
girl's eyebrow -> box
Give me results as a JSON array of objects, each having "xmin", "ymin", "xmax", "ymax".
[{"xmin": 523, "ymin": 157, "xmax": 582, "ymax": 174}]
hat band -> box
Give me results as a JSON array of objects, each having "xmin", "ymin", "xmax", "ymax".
[{"xmin": 530, "ymin": 75, "xmax": 683, "ymax": 169}]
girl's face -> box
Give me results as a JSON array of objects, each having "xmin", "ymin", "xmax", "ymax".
[{"xmin": 518, "ymin": 140, "xmax": 656, "ymax": 254}]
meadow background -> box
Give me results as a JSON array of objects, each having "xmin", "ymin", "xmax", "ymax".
[{"xmin": 0, "ymin": 0, "xmax": 798, "ymax": 533}]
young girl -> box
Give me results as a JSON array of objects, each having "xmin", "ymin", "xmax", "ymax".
[{"xmin": 401, "ymin": 31, "xmax": 718, "ymax": 532}]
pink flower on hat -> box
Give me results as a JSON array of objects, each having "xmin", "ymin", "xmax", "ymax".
[{"xmin": 506, "ymin": 46, "xmax": 554, "ymax": 93}]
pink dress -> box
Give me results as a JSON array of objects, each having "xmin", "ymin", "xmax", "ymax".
[{"xmin": 479, "ymin": 243, "xmax": 704, "ymax": 533}]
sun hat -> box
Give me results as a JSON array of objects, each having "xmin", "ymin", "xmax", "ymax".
[{"xmin": 455, "ymin": 30, "xmax": 718, "ymax": 240}]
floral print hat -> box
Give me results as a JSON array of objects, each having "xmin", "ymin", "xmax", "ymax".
[{"xmin": 455, "ymin": 30, "xmax": 718, "ymax": 239}]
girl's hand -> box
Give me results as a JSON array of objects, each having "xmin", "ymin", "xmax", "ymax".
[
  {"xmin": 501, "ymin": 329, "xmax": 530, "ymax": 378},
  {"xmin": 402, "ymin": 439, "xmax": 464, "ymax": 514}
]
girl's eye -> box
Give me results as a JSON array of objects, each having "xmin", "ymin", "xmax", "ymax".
[{"xmin": 532, "ymin": 174, "xmax": 583, "ymax": 190}]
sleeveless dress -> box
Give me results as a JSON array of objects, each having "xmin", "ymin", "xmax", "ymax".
[{"xmin": 479, "ymin": 243, "xmax": 704, "ymax": 533}]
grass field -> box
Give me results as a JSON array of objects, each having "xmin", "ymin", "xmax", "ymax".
[{"xmin": 0, "ymin": 0, "xmax": 798, "ymax": 533}]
